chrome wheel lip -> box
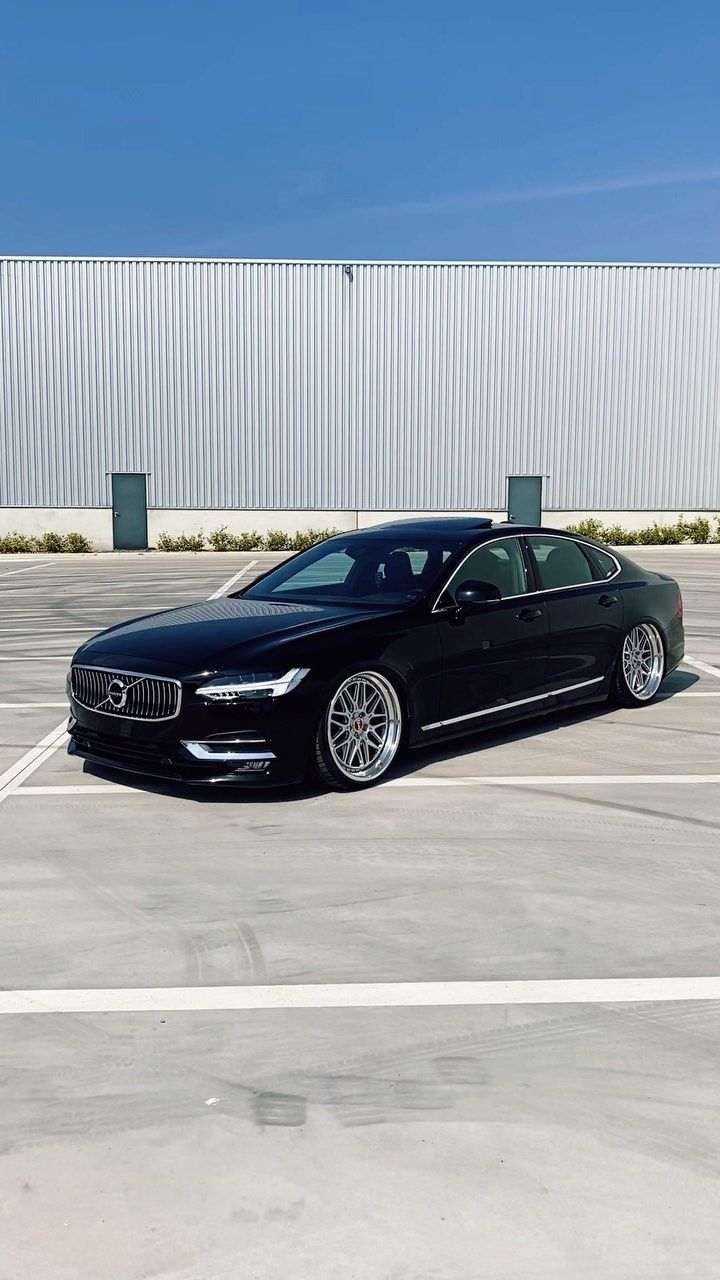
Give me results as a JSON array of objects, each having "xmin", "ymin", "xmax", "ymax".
[
  {"xmin": 326, "ymin": 671, "xmax": 402, "ymax": 782},
  {"xmin": 621, "ymin": 623, "xmax": 664, "ymax": 701}
]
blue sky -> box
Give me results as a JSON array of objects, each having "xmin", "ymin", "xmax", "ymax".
[{"xmin": 2, "ymin": 0, "xmax": 720, "ymax": 261}]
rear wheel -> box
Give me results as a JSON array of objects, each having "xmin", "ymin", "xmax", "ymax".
[
  {"xmin": 612, "ymin": 622, "xmax": 665, "ymax": 705},
  {"xmin": 313, "ymin": 669, "xmax": 404, "ymax": 790}
]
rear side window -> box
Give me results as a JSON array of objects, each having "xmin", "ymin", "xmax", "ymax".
[
  {"xmin": 526, "ymin": 535, "xmax": 594, "ymax": 590},
  {"xmin": 585, "ymin": 545, "xmax": 618, "ymax": 580}
]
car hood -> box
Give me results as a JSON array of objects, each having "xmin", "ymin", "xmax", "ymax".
[{"xmin": 73, "ymin": 596, "xmax": 394, "ymax": 673}]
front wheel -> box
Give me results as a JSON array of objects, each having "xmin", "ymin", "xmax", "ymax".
[
  {"xmin": 612, "ymin": 622, "xmax": 665, "ymax": 706},
  {"xmin": 313, "ymin": 669, "xmax": 404, "ymax": 790}
]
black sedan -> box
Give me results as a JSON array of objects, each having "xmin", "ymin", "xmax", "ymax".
[{"xmin": 67, "ymin": 518, "xmax": 684, "ymax": 790}]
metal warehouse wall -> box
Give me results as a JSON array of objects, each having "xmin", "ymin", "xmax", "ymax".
[{"xmin": 1, "ymin": 257, "xmax": 719, "ymax": 511}]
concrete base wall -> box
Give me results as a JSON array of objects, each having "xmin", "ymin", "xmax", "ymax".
[
  {"xmin": 1, "ymin": 508, "xmax": 717, "ymax": 551},
  {"xmin": 0, "ymin": 507, "xmax": 114, "ymax": 546}
]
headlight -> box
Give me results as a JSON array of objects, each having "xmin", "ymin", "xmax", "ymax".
[{"xmin": 196, "ymin": 668, "xmax": 310, "ymax": 701}]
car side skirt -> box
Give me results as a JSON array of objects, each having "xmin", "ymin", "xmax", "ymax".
[{"xmin": 416, "ymin": 674, "xmax": 608, "ymax": 740}]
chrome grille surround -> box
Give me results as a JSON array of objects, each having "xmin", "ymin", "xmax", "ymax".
[{"xmin": 70, "ymin": 665, "xmax": 182, "ymax": 721}]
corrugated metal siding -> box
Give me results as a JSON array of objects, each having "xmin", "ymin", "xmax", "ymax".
[{"xmin": 1, "ymin": 258, "xmax": 719, "ymax": 510}]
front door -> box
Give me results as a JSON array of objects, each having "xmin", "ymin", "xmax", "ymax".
[
  {"xmin": 434, "ymin": 537, "xmax": 548, "ymax": 728},
  {"xmin": 112, "ymin": 473, "xmax": 148, "ymax": 550},
  {"xmin": 524, "ymin": 534, "xmax": 624, "ymax": 694}
]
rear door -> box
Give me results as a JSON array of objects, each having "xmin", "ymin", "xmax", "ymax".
[
  {"xmin": 434, "ymin": 536, "xmax": 549, "ymax": 728},
  {"xmin": 524, "ymin": 534, "xmax": 623, "ymax": 699}
]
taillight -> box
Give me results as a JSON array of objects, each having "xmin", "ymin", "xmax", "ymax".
[{"xmin": 677, "ymin": 587, "xmax": 683, "ymax": 620}]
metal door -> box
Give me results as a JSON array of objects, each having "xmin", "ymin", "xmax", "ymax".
[
  {"xmin": 507, "ymin": 474, "xmax": 543, "ymax": 525},
  {"xmin": 111, "ymin": 473, "xmax": 148, "ymax": 550}
]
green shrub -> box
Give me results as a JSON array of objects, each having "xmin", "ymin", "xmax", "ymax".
[
  {"xmin": 36, "ymin": 531, "xmax": 65, "ymax": 552},
  {"xmin": 684, "ymin": 517, "xmax": 711, "ymax": 544},
  {"xmin": 156, "ymin": 531, "xmax": 205, "ymax": 551},
  {"xmin": 208, "ymin": 527, "xmax": 265, "ymax": 550},
  {"xmin": 0, "ymin": 529, "xmax": 93, "ymax": 553},
  {"xmin": 208, "ymin": 525, "xmax": 235, "ymax": 551},
  {"xmin": 155, "ymin": 525, "xmax": 341, "ymax": 551},
  {"xmin": 235, "ymin": 531, "xmax": 263, "ymax": 550},
  {"xmin": 566, "ymin": 516, "xmax": 719, "ymax": 546},
  {"xmin": 290, "ymin": 527, "xmax": 339, "ymax": 551},
  {"xmin": 0, "ymin": 531, "xmax": 35, "ymax": 552},
  {"xmin": 565, "ymin": 518, "xmax": 605, "ymax": 540},
  {"xmin": 264, "ymin": 528, "xmax": 293, "ymax": 550},
  {"xmin": 63, "ymin": 531, "xmax": 93, "ymax": 552}
]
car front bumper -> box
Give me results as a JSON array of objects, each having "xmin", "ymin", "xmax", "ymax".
[{"xmin": 66, "ymin": 684, "xmax": 317, "ymax": 787}]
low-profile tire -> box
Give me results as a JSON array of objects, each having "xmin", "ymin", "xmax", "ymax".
[
  {"xmin": 313, "ymin": 668, "xmax": 405, "ymax": 791},
  {"xmin": 611, "ymin": 621, "xmax": 666, "ymax": 706}
]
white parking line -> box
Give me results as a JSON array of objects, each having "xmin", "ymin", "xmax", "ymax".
[
  {"xmin": 0, "ymin": 656, "xmax": 72, "ymax": 661},
  {"xmin": 683, "ymin": 654, "xmax": 720, "ymax": 680},
  {"xmin": 1, "ymin": 607, "xmax": 164, "ymax": 615},
  {"xmin": 0, "ymin": 560, "xmax": 52, "ymax": 580},
  {"xmin": 0, "ymin": 719, "xmax": 69, "ymax": 807},
  {"xmin": 670, "ymin": 690, "xmax": 720, "ymax": 697},
  {"xmin": 385, "ymin": 774, "xmax": 720, "ymax": 787},
  {"xmin": 8, "ymin": 772, "xmax": 720, "ymax": 799},
  {"xmin": 16, "ymin": 784, "xmax": 131, "ymax": 794},
  {"xmin": 0, "ymin": 626, "xmax": 95, "ymax": 634},
  {"xmin": 207, "ymin": 560, "xmax": 257, "ymax": 600},
  {"xmin": 3, "ymin": 974, "xmax": 720, "ymax": 1015},
  {"xmin": 0, "ymin": 702, "xmax": 68, "ymax": 709}
]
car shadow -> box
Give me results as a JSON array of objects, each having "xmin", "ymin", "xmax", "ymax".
[
  {"xmin": 390, "ymin": 666, "xmax": 701, "ymax": 782},
  {"xmin": 80, "ymin": 760, "xmax": 323, "ymax": 804},
  {"xmin": 80, "ymin": 668, "xmax": 700, "ymax": 803}
]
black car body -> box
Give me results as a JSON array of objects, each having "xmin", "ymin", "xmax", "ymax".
[{"xmin": 67, "ymin": 519, "xmax": 684, "ymax": 790}]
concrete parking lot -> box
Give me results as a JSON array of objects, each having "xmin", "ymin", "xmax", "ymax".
[{"xmin": 1, "ymin": 546, "xmax": 719, "ymax": 1279}]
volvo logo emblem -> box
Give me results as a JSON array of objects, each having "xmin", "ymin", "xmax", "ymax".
[{"xmin": 107, "ymin": 677, "xmax": 128, "ymax": 709}]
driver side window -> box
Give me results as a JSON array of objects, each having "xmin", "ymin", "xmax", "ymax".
[{"xmin": 439, "ymin": 538, "xmax": 528, "ymax": 605}]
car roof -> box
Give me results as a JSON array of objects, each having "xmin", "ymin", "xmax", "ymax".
[
  {"xmin": 345, "ymin": 517, "xmax": 570, "ymax": 541},
  {"xmin": 352, "ymin": 517, "xmax": 492, "ymax": 539}
]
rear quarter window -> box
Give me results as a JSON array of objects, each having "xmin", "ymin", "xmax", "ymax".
[{"xmin": 585, "ymin": 545, "xmax": 619, "ymax": 580}]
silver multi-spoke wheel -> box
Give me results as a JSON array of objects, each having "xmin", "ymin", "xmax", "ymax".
[
  {"xmin": 621, "ymin": 623, "xmax": 664, "ymax": 701},
  {"xmin": 326, "ymin": 671, "xmax": 403, "ymax": 783}
]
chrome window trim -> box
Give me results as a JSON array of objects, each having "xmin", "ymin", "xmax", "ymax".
[
  {"xmin": 431, "ymin": 532, "xmax": 621, "ymax": 613},
  {"xmin": 421, "ymin": 675, "xmax": 605, "ymax": 732},
  {"xmin": 70, "ymin": 664, "xmax": 182, "ymax": 721}
]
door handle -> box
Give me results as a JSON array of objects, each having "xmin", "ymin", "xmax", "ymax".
[
  {"xmin": 517, "ymin": 607, "xmax": 542, "ymax": 622},
  {"xmin": 598, "ymin": 594, "xmax": 618, "ymax": 607}
]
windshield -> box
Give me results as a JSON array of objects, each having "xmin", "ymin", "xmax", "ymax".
[{"xmin": 242, "ymin": 536, "xmax": 460, "ymax": 607}]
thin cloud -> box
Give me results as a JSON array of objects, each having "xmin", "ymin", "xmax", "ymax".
[
  {"xmin": 369, "ymin": 167, "xmax": 720, "ymax": 217},
  {"xmin": 189, "ymin": 164, "xmax": 720, "ymax": 254}
]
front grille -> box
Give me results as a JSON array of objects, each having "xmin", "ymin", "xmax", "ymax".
[{"xmin": 71, "ymin": 665, "xmax": 181, "ymax": 721}]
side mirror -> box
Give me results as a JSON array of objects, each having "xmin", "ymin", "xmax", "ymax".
[{"xmin": 455, "ymin": 579, "xmax": 502, "ymax": 608}]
